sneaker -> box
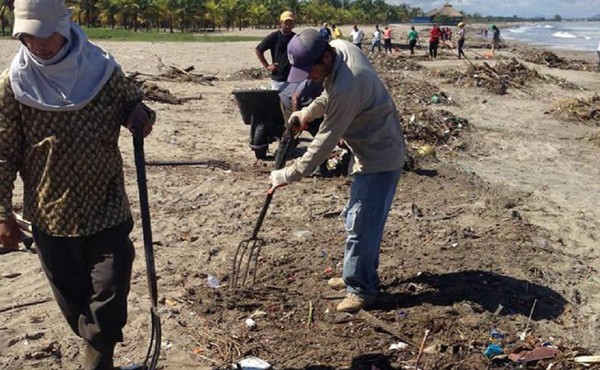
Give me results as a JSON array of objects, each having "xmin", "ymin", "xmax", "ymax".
[
  {"xmin": 336, "ymin": 292, "xmax": 376, "ymax": 313},
  {"xmin": 327, "ymin": 277, "xmax": 347, "ymax": 290}
]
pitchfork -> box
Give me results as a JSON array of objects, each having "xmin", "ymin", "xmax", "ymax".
[{"xmin": 231, "ymin": 118, "xmax": 301, "ymax": 288}]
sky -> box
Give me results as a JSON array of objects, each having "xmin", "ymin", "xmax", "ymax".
[{"xmin": 388, "ymin": 0, "xmax": 600, "ymax": 19}]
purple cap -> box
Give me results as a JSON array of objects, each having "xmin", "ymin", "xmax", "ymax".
[{"xmin": 287, "ymin": 29, "xmax": 328, "ymax": 83}]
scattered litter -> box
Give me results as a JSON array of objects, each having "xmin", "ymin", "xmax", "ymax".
[
  {"xmin": 508, "ymin": 345, "xmax": 557, "ymax": 363},
  {"xmin": 484, "ymin": 343, "xmax": 503, "ymax": 358},
  {"xmin": 389, "ymin": 342, "xmax": 409, "ymax": 351},
  {"xmin": 490, "ymin": 328, "xmax": 505, "ymax": 339},
  {"xmin": 244, "ymin": 318, "xmax": 256, "ymax": 328},
  {"xmin": 574, "ymin": 355, "xmax": 600, "ymax": 363},
  {"xmin": 207, "ymin": 275, "xmax": 220, "ymax": 289},
  {"xmin": 234, "ymin": 356, "xmax": 271, "ymax": 369}
]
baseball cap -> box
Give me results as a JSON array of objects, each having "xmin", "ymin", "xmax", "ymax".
[
  {"xmin": 457, "ymin": 22, "xmax": 464, "ymax": 27},
  {"xmin": 280, "ymin": 11, "xmax": 294, "ymax": 23},
  {"xmin": 286, "ymin": 29, "xmax": 328, "ymax": 83},
  {"xmin": 12, "ymin": 0, "xmax": 68, "ymax": 38}
]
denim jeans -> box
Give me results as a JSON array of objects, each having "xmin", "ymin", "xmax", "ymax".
[
  {"xmin": 342, "ymin": 169, "xmax": 401, "ymax": 296},
  {"xmin": 271, "ymin": 80, "xmax": 289, "ymax": 92}
]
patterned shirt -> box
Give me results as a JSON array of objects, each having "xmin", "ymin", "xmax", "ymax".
[{"xmin": 0, "ymin": 68, "xmax": 156, "ymax": 236}]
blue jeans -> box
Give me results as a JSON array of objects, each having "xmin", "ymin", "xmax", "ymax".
[
  {"xmin": 271, "ymin": 80, "xmax": 288, "ymax": 92},
  {"xmin": 342, "ymin": 169, "xmax": 401, "ymax": 296}
]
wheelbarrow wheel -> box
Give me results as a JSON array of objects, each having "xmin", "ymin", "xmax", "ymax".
[{"xmin": 252, "ymin": 124, "xmax": 268, "ymax": 160}]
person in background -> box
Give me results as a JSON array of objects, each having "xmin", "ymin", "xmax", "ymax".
[
  {"xmin": 383, "ymin": 26, "xmax": 393, "ymax": 53},
  {"xmin": 332, "ymin": 24, "xmax": 343, "ymax": 40},
  {"xmin": 0, "ymin": 0, "xmax": 155, "ymax": 369},
  {"xmin": 596, "ymin": 42, "xmax": 600, "ymax": 68},
  {"xmin": 271, "ymin": 29, "xmax": 406, "ymax": 312},
  {"xmin": 319, "ymin": 22, "xmax": 332, "ymax": 41},
  {"xmin": 491, "ymin": 24, "xmax": 501, "ymax": 55},
  {"xmin": 429, "ymin": 24, "xmax": 442, "ymax": 59},
  {"xmin": 371, "ymin": 24, "xmax": 382, "ymax": 53},
  {"xmin": 406, "ymin": 25, "xmax": 418, "ymax": 55},
  {"xmin": 350, "ymin": 25, "xmax": 365, "ymax": 50},
  {"xmin": 277, "ymin": 79, "xmax": 332, "ymax": 176},
  {"xmin": 456, "ymin": 22, "xmax": 466, "ymax": 59},
  {"xmin": 255, "ymin": 10, "xmax": 296, "ymax": 91}
]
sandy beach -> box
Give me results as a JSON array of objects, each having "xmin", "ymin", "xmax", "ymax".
[{"xmin": 1, "ymin": 24, "xmax": 599, "ymax": 369}]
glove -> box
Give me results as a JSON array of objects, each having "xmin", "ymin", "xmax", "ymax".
[
  {"xmin": 269, "ymin": 168, "xmax": 289, "ymax": 192},
  {"xmin": 289, "ymin": 110, "xmax": 311, "ymax": 132}
]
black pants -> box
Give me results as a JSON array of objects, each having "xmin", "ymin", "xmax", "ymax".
[
  {"xmin": 458, "ymin": 39, "xmax": 465, "ymax": 58},
  {"xmin": 33, "ymin": 219, "xmax": 135, "ymax": 346},
  {"xmin": 409, "ymin": 40, "xmax": 417, "ymax": 55},
  {"xmin": 429, "ymin": 40, "xmax": 439, "ymax": 58},
  {"xmin": 384, "ymin": 39, "xmax": 392, "ymax": 53}
]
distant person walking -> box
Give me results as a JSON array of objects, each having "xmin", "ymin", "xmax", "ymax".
[
  {"xmin": 350, "ymin": 25, "xmax": 365, "ymax": 49},
  {"xmin": 429, "ymin": 24, "xmax": 442, "ymax": 59},
  {"xmin": 371, "ymin": 25, "xmax": 382, "ymax": 53},
  {"xmin": 383, "ymin": 26, "xmax": 393, "ymax": 53},
  {"xmin": 407, "ymin": 26, "xmax": 418, "ymax": 55},
  {"xmin": 456, "ymin": 22, "xmax": 466, "ymax": 59},
  {"xmin": 491, "ymin": 24, "xmax": 501, "ymax": 55}
]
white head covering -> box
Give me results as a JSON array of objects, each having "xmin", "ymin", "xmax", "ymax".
[{"xmin": 9, "ymin": 0, "xmax": 116, "ymax": 111}]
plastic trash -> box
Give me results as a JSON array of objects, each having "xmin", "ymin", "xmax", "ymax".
[
  {"xmin": 484, "ymin": 344, "xmax": 503, "ymax": 358},
  {"xmin": 431, "ymin": 94, "xmax": 441, "ymax": 104},
  {"xmin": 235, "ymin": 356, "xmax": 271, "ymax": 369},
  {"xmin": 389, "ymin": 342, "xmax": 409, "ymax": 351},
  {"xmin": 490, "ymin": 329, "xmax": 505, "ymax": 339},
  {"xmin": 207, "ymin": 275, "xmax": 220, "ymax": 288},
  {"xmin": 245, "ymin": 318, "xmax": 256, "ymax": 328}
]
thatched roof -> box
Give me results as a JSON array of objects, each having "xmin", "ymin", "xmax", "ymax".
[{"xmin": 426, "ymin": 3, "xmax": 463, "ymax": 17}]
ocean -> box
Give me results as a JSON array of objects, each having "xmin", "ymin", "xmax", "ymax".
[{"xmin": 502, "ymin": 21, "xmax": 600, "ymax": 52}]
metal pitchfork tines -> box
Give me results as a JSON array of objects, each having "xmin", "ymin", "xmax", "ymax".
[{"xmin": 231, "ymin": 118, "xmax": 301, "ymax": 288}]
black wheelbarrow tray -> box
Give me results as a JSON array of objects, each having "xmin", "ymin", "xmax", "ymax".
[{"xmin": 232, "ymin": 88, "xmax": 285, "ymax": 159}]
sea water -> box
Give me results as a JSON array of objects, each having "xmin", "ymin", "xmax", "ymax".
[{"xmin": 502, "ymin": 21, "xmax": 600, "ymax": 52}]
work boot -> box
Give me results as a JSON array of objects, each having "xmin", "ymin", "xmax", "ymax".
[
  {"xmin": 327, "ymin": 277, "xmax": 347, "ymax": 290},
  {"xmin": 336, "ymin": 292, "xmax": 376, "ymax": 313},
  {"xmin": 84, "ymin": 341, "xmax": 115, "ymax": 370}
]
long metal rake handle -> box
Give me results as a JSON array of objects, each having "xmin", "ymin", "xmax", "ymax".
[{"xmin": 133, "ymin": 124, "xmax": 162, "ymax": 370}]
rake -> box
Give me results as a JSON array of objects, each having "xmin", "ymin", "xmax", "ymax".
[{"xmin": 230, "ymin": 118, "xmax": 300, "ymax": 288}]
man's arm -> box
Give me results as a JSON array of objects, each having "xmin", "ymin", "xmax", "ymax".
[{"xmin": 255, "ymin": 33, "xmax": 278, "ymax": 72}]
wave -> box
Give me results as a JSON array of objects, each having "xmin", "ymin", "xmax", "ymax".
[
  {"xmin": 552, "ymin": 31, "xmax": 577, "ymax": 38},
  {"xmin": 543, "ymin": 24, "xmax": 554, "ymax": 28}
]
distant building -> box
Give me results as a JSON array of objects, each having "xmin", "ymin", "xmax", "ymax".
[{"xmin": 412, "ymin": 3, "xmax": 464, "ymax": 25}]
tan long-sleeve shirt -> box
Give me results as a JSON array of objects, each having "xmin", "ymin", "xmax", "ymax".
[
  {"xmin": 0, "ymin": 68, "xmax": 155, "ymax": 236},
  {"xmin": 284, "ymin": 39, "xmax": 406, "ymax": 182}
]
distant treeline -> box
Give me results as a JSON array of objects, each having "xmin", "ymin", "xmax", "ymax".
[{"xmin": 0, "ymin": 0, "xmax": 582, "ymax": 37}]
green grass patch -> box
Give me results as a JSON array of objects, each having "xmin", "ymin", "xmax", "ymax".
[{"xmin": 82, "ymin": 27, "xmax": 262, "ymax": 42}]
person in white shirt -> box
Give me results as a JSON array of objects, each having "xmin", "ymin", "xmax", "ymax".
[
  {"xmin": 371, "ymin": 25, "xmax": 382, "ymax": 53},
  {"xmin": 597, "ymin": 40, "xmax": 600, "ymax": 67},
  {"xmin": 350, "ymin": 25, "xmax": 365, "ymax": 50}
]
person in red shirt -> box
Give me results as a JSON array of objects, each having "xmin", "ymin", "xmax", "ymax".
[{"xmin": 429, "ymin": 24, "xmax": 442, "ymax": 59}]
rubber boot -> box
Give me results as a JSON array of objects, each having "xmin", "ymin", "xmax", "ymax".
[{"xmin": 84, "ymin": 341, "xmax": 115, "ymax": 370}]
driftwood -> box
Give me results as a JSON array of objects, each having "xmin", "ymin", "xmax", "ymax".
[
  {"xmin": 0, "ymin": 297, "xmax": 53, "ymax": 314},
  {"xmin": 125, "ymin": 74, "xmax": 203, "ymax": 105},
  {"xmin": 357, "ymin": 309, "xmax": 418, "ymax": 347}
]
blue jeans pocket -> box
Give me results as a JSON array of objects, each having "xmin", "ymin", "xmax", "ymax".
[{"xmin": 344, "ymin": 201, "xmax": 361, "ymax": 234}]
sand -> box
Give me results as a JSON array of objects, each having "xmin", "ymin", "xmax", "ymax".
[{"xmin": 1, "ymin": 25, "xmax": 600, "ymax": 369}]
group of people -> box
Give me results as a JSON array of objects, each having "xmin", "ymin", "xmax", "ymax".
[{"xmin": 0, "ymin": 5, "xmax": 406, "ymax": 369}]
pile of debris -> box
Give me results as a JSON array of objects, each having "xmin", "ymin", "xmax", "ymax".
[
  {"xmin": 369, "ymin": 54, "xmax": 423, "ymax": 73},
  {"xmin": 228, "ymin": 67, "xmax": 271, "ymax": 80},
  {"xmin": 430, "ymin": 58, "xmax": 581, "ymax": 94},
  {"xmin": 402, "ymin": 108, "xmax": 469, "ymax": 147},
  {"xmin": 521, "ymin": 49, "xmax": 597, "ymax": 71},
  {"xmin": 550, "ymin": 95, "xmax": 600, "ymax": 122},
  {"xmin": 384, "ymin": 77, "xmax": 454, "ymax": 109},
  {"xmin": 126, "ymin": 75, "xmax": 203, "ymax": 105}
]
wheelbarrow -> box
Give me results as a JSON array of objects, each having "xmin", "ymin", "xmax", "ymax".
[{"xmin": 232, "ymin": 89, "xmax": 285, "ymax": 160}]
